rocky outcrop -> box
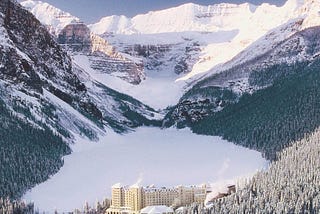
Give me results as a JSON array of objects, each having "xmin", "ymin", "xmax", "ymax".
[
  {"xmin": 119, "ymin": 41, "xmax": 201, "ymax": 76},
  {"xmin": 58, "ymin": 22, "xmax": 91, "ymax": 51},
  {"xmin": 56, "ymin": 23, "xmax": 144, "ymax": 84},
  {"xmin": 89, "ymin": 35, "xmax": 145, "ymax": 84},
  {"xmin": 89, "ymin": 34, "xmax": 145, "ymax": 84},
  {"xmin": 90, "ymin": 33, "xmax": 116, "ymax": 56}
]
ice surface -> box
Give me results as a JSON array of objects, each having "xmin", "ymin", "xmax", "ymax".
[{"xmin": 23, "ymin": 127, "xmax": 268, "ymax": 213}]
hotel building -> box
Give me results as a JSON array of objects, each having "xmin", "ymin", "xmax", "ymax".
[{"xmin": 106, "ymin": 183, "xmax": 208, "ymax": 214}]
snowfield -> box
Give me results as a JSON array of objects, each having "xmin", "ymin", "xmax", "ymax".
[
  {"xmin": 73, "ymin": 54, "xmax": 186, "ymax": 110},
  {"xmin": 23, "ymin": 127, "xmax": 268, "ymax": 213}
]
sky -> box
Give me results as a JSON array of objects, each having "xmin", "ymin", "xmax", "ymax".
[{"xmin": 34, "ymin": 0, "xmax": 287, "ymax": 24}]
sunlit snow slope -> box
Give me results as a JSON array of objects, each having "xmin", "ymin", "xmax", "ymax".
[
  {"xmin": 90, "ymin": 0, "xmax": 311, "ymax": 81},
  {"xmin": 20, "ymin": 0, "xmax": 79, "ymax": 35},
  {"xmin": 20, "ymin": 0, "xmax": 320, "ymax": 110}
]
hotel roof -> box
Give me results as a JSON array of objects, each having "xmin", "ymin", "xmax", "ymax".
[{"xmin": 140, "ymin": 205, "xmax": 174, "ymax": 214}]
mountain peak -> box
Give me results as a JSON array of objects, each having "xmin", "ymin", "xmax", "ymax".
[
  {"xmin": 20, "ymin": 0, "xmax": 79, "ymax": 35},
  {"xmin": 283, "ymin": 0, "xmax": 305, "ymax": 10},
  {"xmin": 89, "ymin": 1, "xmax": 258, "ymax": 35}
]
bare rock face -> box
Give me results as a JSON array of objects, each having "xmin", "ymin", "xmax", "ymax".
[
  {"xmin": 90, "ymin": 33, "xmax": 116, "ymax": 56},
  {"xmin": 89, "ymin": 34, "xmax": 145, "ymax": 84},
  {"xmin": 0, "ymin": 0, "xmax": 103, "ymax": 124},
  {"xmin": 58, "ymin": 22, "xmax": 91, "ymax": 51},
  {"xmin": 0, "ymin": 0, "xmax": 71, "ymax": 90},
  {"xmin": 57, "ymin": 23, "xmax": 145, "ymax": 84}
]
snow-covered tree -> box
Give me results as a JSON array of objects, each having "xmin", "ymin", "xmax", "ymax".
[{"xmin": 181, "ymin": 128, "xmax": 320, "ymax": 213}]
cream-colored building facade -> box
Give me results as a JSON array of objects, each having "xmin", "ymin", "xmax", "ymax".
[{"xmin": 106, "ymin": 183, "xmax": 208, "ymax": 214}]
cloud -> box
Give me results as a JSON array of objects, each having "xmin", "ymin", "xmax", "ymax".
[
  {"xmin": 217, "ymin": 158, "xmax": 230, "ymax": 178},
  {"xmin": 131, "ymin": 172, "xmax": 144, "ymax": 187}
]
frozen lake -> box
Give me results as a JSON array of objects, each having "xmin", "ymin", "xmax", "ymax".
[{"xmin": 23, "ymin": 127, "xmax": 267, "ymax": 213}]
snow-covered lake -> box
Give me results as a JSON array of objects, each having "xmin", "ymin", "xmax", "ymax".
[{"xmin": 23, "ymin": 127, "xmax": 267, "ymax": 213}]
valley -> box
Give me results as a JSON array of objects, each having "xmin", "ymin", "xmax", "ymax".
[{"xmin": 1, "ymin": 0, "xmax": 320, "ymax": 213}]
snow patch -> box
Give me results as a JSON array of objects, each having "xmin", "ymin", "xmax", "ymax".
[{"xmin": 73, "ymin": 54, "xmax": 185, "ymax": 110}]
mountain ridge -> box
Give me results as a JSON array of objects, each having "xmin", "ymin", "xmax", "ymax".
[
  {"xmin": 88, "ymin": 0, "xmax": 304, "ymax": 36},
  {"xmin": 0, "ymin": 0, "xmax": 161, "ymax": 200},
  {"xmin": 20, "ymin": 0, "xmax": 319, "ymax": 89}
]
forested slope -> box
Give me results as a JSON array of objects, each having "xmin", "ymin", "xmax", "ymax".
[
  {"xmin": 191, "ymin": 59, "xmax": 320, "ymax": 160},
  {"xmin": 183, "ymin": 126, "xmax": 320, "ymax": 213},
  {"xmin": 166, "ymin": 59, "xmax": 320, "ymax": 160},
  {"xmin": 0, "ymin": 98, "xmax": 71, "ymax": 199}
]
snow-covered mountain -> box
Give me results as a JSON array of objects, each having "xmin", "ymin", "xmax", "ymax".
[
  {"xmin": 57, "ymin": 22, "xmax": 145, "ymax": 84},
  {"xmin": 89, "ymin": 1, "xmax": 295, "ymax": 35},
  {"xmin": 20, "ymin": 0, "xmax": 320, "ymax": 110},
  {"xmin": 0, "ymin": 1, "xmax": 157, "ymax": 138},
  {"xmin": 188, "ymin": 0, "xmax": 320, "ymax": 95},
  {"xmin": 20, "ymin": 0, "xmax": 79, "ymax": 35},
  {"xmin": 164, "ymin": 0, "xmax": 320, "ymax": 161},
  {"xmin": 89, "ymin": 0, "xmax": 319, "ymax": 81},
  {"xmin": 89, "ymin": 3, "xmax": 257, "ymax": 35},
  {"xmin": 18, "ymin": 0, "xmax": 320, "ymax": 112},
  {"xmin": 17, "ymin": 0, "xmax": 320, "ymax": 126},
  {"xmin": 168, "ymin": 24, "xmax": 320, "ymax": 122},
  {"xmin": 0, "ymin": 0, "xmax": 161, "ymax": 199}
]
